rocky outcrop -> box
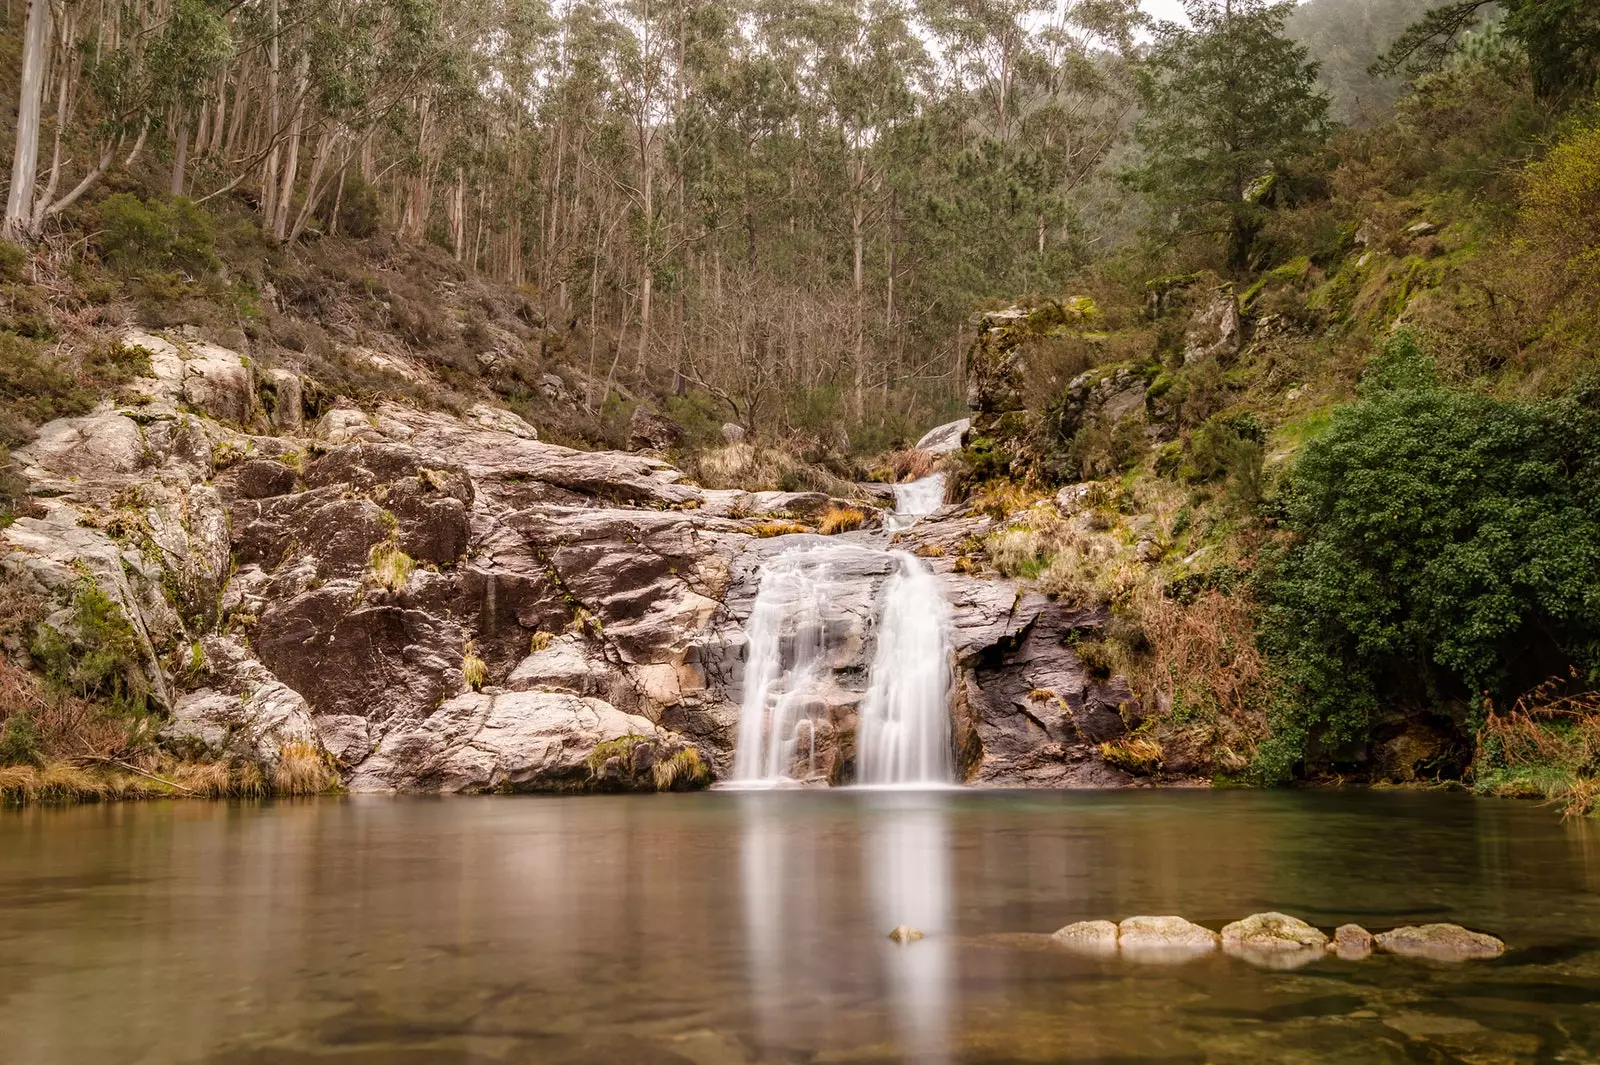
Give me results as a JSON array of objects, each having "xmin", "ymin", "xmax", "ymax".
[
  {"xmin": 915, "ymin": 418, "xmax": 970, "ymax": 455},
  {"xmin": 1, "ymin": 327, "xmax": 1143, "ymax": 793},
  {"xmin": 1182, "ymin": 284, "xmax": 1242, "ymax": 364}
]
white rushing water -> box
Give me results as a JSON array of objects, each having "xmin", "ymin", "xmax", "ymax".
[
  {"xmin": 855, "ymin": 551, "xmax": 953, "ymax": 785},
  {"xmin": 884, "ymin": 471, "xmax": 946, "ymax": 531},
  {"xmin": 731, "ymin": 473, "xmax": 953, "ymax": 786},
  {"xmin": 730, "ymin": 546, "xmax": 843, "ymax": 783}
]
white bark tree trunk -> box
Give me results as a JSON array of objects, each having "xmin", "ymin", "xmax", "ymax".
[{"xmin": 4, "ymin": 0, "xmax": 53, "ymax": 240}]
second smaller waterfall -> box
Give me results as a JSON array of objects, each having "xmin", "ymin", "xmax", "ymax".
[{"xmin": 855, "ymin": 551, "xmax": 953, "ymax": 785}]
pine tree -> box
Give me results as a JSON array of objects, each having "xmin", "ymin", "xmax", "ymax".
[{"xmin": 1129, "ymin": 0, "xmax": 1330, "ymax": 271}]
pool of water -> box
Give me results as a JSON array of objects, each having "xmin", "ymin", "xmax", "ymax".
[{"xmin": 2, "ymin": 789, "xmax": 1599, "ymax": 1063}]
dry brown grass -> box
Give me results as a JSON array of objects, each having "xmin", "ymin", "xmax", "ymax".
[
  {"xmin": 1474, "ymin": 674, "xmax": 1600, "ymax": 819},
  {"xmin": 272, "ymin": 741, "xmax": 338, "ymax": 796},
  {"xmin": 172, "ymin": 760, "xmax": 232, "ymax": 798},
  {"xmin": 818, "ymin": 507, "xmax": 865, "ymax": 535},
  {"xmin": 751, "ymin": 521, "xmax": 808, "ymax": 538},
  {"xmin": 369, "ymin": 539, "xmax": 415, "ymax": 592},
  {"xmin": 887, "ymin": 448, "xmax": 936, "ymax": 483},
  {"xmin": 1127, "ymin": 588, "xmax": 1270, "ymax": 774},
  {"xmin": 462, "ymin": 641, "xmax": 488, "ymax": 691}
]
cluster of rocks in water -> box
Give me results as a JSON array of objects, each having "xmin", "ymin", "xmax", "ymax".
[
  {"xmin": 1050, "ymin": 913, "xmax": 1506, "ymax": 966},
  {"xmin": 0, "ymin": 327, "xmax": 1148, "ymax": 793}
]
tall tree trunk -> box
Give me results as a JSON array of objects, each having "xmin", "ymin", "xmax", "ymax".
[
  {"xmin": 272, "ymin": 50, "xmax": 310, "ymax": 242},
  {"xmin": 4, "ymin": 0, "xmax": 53, "ymax": 240},
  {"xmin": 171, "ymin": 110, "xmax": 189, "ymax": 196}
]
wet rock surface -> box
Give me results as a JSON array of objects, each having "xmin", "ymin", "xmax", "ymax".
[{"xmin": 1, "ymin": 328, "xmax": 1144, "ymax": 791}]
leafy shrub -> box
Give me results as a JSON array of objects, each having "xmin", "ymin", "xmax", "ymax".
[
  {"xmin": 1519, "ymin": 122, "xmax": 1600, "ymax": 290},
  {"xmin": 1181, "ymin": 412, "xmax": 1266, "ymax": 506},
  {"xmin": 32, "ymin": 583, "xmax": 151, "ymax": 717},
  {"xmin": 1256, "ymin": 332, "xmax": 1600, "ymax": 776},
  {"xmin": 0, "ymin": 333, "xmax": 96, "ymax": 445},
  {"xmin": 98, "ymin": 193, "xmax": 219, "ymax": 275}
]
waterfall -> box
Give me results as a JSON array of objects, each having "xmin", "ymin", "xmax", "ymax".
[
  {"xmin": 885, "ymin": 472, "xmax": 946, "ymax": 531},
  {"xmin": 855, "ymin": 551, "xmax": 953, "ymax": 785},
  {"xmin": 731, "ymin": 473, "xmax": 954, "ymax": 787},
  {"xmin": 731, "ymin": 546, "xmax": 849, "ymax": 783}
]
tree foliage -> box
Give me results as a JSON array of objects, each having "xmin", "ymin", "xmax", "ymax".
[
  {"xmin": 1257, "ymin": 332, "xmax": 1600, "ymax": 776},
  {"xmin": 1129, "ymin": 0, "xmax": 1331, "ymax": 270}
]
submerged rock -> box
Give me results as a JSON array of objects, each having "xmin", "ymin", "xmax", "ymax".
[
  {"xmin": 1051, "ymin": 920, "xmax": 1119, "ymax": 954},
  {"xmin": 1331, "ymin": 923, "xmax": 1374, "ymax": 960},
  {"xmin": 1116, "ymin": 916, "xmax": 1219, "ymax": 960},
  {"xmin": 1374, "ymin": 924, "xmax": 1505, "ymax": 961},
  {"xmin": 888, "ymin": 926, "xmax": 926, "ymax": 944}
]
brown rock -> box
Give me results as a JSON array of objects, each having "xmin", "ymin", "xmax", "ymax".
[
  {"xmin": 1051, "ymin": 920, "xmax": 1119, "ymax": 954},
  {"xmin": 627, "ymin": 406, "xmax": 685, "ymax": 451},
  {"xmin": 1331, "ymin": 923, "xmax": 1374, "ymax": 960},
  {"xmin": 1374, "ymin": 924, "xmax": 1505, "ymax": 961}
]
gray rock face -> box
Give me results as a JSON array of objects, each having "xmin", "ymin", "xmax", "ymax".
[
  {"xmin": 346, "ymin": 691, "xmax": 688, "ymax": 793},
  {"xmin": 915, "ymin": 418, "xmax": 970, "ymax": 455},
  {"xmin": 1374, "ymin": 924, "xmax": 1505, "ymax": 960},
  {"xmin": 1, "ymin": 332, "xmax": 1141, "ymax": 792},
  {"xmin": 1183, "ymin": 285, "xmax": 1242, "ymax": 364}
]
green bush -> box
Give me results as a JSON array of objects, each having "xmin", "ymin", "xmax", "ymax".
[
  {"xmin": 0, "ymin": 333, "xmax": 95, "ymax": 446},
  {"xmin": 32, "ymin": 581, "xmax": 151, "ymax": 717},
  {"xmin": 0, "ymin": 710, "xmax": 42, "ymax": 766},
  {"xmin": 1255, "ymin": 331, "xmax": 1600, "ymax": 777},
  {"xmin": 98, "ymin": 193, "xmax": 219, "ymax": 275}
]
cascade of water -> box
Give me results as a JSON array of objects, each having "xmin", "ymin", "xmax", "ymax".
[
  {"xmin": 885, "ymin": 472, "xmax": 946, "ymax": 531},
  {"xmin": 730, "ymin": 471, "xmax": 955, "ymax": 787},
  {"xmin": 731, "ymin": 547, "xmax": 843, "ymax": 783},
  {"xmin": 855, "ymin": 551, "xmax": 953, "ymax": 785}
]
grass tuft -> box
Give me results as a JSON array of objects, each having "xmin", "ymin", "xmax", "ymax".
[
  {"xmin": 1100, "ymin": 736, "xmax": 1164, "ymax": 775},
  {"xmin": 369, "ymin": 540, "xmax": 415, "ymax": 592},
  {"xmin": 652, "ymin": 747, "xmax": 711, "ymax": 792},
  {"xmin": 818, "ymin": 506, "xmax": 866, "ymax": 535}
]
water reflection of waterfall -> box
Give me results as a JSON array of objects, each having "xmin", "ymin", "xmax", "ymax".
[
  {"xmin": 731, "ymin": 473, "xmax": 953, "ymax": 787},
  {"xmin": 867, "ymin": 790, "xmax": 955, "ymax": 1065},
  {"xmin": 739, "ymin": 791, "xmax": 955, "ymax": 1064}
]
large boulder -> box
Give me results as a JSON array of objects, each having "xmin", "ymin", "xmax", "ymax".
[
  {"xmin": 1051, "ymin": 920, "xmax": 1119, "ymax": 955},
  {"xmin": 1117, "ymin": 916, "xmax": 1220, "ymax": 960},
  {"xmin": 627, "ymin": 406, "xmax": 685, "ymax": 451},
  {"xmin": 1374, "ymin": 924, "xmax": 1505, "ymax": 961},
  {"xmin": 915, "ymin": 418, "xmax": 970, "ymax": 455},
  {"xmin": 181, "ymin": 347, "xmax": 253, "ymax": 425},
  {"xmin": 1221, "ymin": 912, "xmax": 1329, "ymax": 952},
  {"xmin": 345, "ymin": 690, "xmax": 700, "ymax": 793}
]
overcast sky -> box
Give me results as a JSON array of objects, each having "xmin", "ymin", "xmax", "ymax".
[{"xmin": 1141, "ymin": 0, "xmax": 1191, "ymax": 24}]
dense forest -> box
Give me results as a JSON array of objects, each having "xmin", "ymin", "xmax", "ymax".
[{"xmin": 2, "ymin": 0, "xmax": 1599, "ymax": 806}]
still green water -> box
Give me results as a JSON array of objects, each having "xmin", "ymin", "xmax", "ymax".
[{"xmin": 2, "ymin": 789, "xmax": 1599, "ymax": 1064}]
